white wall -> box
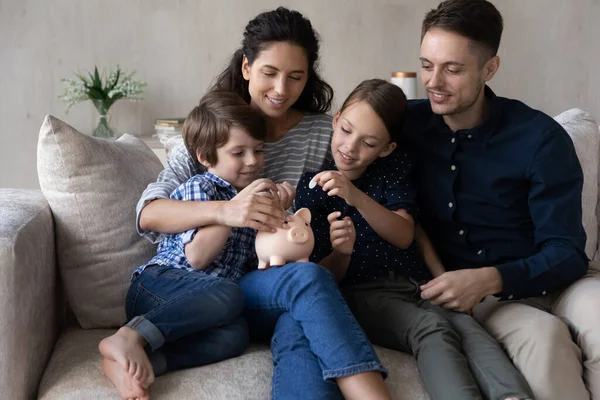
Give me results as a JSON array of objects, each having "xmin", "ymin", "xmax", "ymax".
[{"xmin": 1, "ymin": 0, "xmax": 599, "ymax": 188}]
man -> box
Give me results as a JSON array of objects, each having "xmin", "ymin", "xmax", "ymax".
[{"xmin": 403, "ymin": 0, "xmax": 600, "ymax": 399}]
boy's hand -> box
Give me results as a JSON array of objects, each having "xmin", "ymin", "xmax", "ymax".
[
  {"xmin": 275, "ymin": 181, "xmax": 296, "ymax": 210},
  {"xmin": 311, "ymin": 171, "xmax": 360, "ymax": 206},
  {"xmin": 328, "ymin": 211, "xmax": 355, "ymax": 256},
  {"xmin": 226, "ymin": 179, "xmax": 287, "ymax": 232}
]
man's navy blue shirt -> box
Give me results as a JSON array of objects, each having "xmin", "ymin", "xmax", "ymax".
[
  {"xmin": 403, "ymin": 86, "xmax": 588, "ymax": 300},
  {"xmin": 296, "ymin": 152, "xmax": 431, "ymax": 286}
]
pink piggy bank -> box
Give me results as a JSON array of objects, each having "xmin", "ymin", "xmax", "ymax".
[{"xmin": 255, "ymin": 208, "xmax": 315, "ymax": 269}]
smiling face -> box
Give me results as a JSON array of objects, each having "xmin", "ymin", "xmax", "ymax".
[
  {"xmin": 241, "ymin": 41, "xmax": 309, "ymax": 120},
  {"xmin": 420, "ymin": 28, "xmax": 499, "ymax": 130},
  {"xmin": 330, "ymin": 101, "xmax": 396, "ymax": 181},
  {"xmin": 198, "ymin": 127, "xmax": 265, "ymax": 191}
]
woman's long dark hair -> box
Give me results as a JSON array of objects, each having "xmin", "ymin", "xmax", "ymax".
[{"xmin": 212, "ymin": 7, "xmax": 333, "ymax": 113}]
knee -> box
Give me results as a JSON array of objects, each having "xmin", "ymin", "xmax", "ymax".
[
  {"xmin": 409, "ymin": 311, "xmax": 460, "ymax": 351},
  {"xmin": 526, "ymin": 314, "xmax": 572, "ymax": 352},
  {"xmin": 211, "ymin": 279, "xmax": 245, "ymax": 319},
  {"xmin": 221, "ymin": 318, "xmax": 250, "ymax": 358},
  {"xmin": 286, "ymin": 262, "xmax": 336, "ymax": 287}
]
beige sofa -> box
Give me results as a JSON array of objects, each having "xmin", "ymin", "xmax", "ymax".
[{"xmin": 1, "ymin": 109, "xmax": 598, "ymax": 399}]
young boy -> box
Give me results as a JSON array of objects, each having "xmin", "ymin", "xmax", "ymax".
[
  {"xmin": 98, "ymin": 90, "xmax": 268, "ymax": 400},
  {"xmin": 296, "ymin": 79, "xmax": 532, "ymax": 400}
]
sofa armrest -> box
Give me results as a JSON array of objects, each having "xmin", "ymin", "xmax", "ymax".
[{"xmin": 0, "ymin": 189, "xmax": 58, "ymax": 399}]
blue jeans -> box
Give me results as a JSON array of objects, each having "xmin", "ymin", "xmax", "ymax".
[
  {"xmin": 238, "ymin": 262, "xmax": 385, "ymax": 399},
  {"xmin": 125, "ymin": 265, "xmax": 249, "ymax": 375}
]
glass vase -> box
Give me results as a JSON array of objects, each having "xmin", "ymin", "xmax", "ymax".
[
  {"xmin": 94, "ymin": 113, "xmax": 115, "ymax": 138},
  {"xmin": 92, "ymin": 99, "xmax": 116, "ymax": 138}
]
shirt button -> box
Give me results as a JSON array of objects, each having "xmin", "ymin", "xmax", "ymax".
[
  {"xmin": 542, "ymin": 290, "xmax": 547, "ymax": 295},
  {"xmin": 467, "ymin": 134, "xmax": 473, "ymax": 139},
  {"xmin": 458, "ymin": 230, "xmax": 464, "ymax": 235},
  {"xmin": 477, "ymin": 250, "xmax": 483, "ymax": 255},
  {"xmin": 451, "ymin": 165, "xmax": 457, "ymax": 171},
  {"xmin": 448, "ymin": 202, "xmax": 454, "ymax": 208},
  {"xmin": 451, "ymin": 137, "xmax": 456, "ymax": 143},
  {"xmin": 508, "ymin": 295, "xmax": 514, "ymax": 300},
  {"xmin": 241, "ymin": 235, "xmax": 247, "ymax": 241}
]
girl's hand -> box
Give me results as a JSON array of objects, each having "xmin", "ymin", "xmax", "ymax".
[
  {"xmin": 327, "ymin": 211, "xmax": 355, "ymax": 256},
  {"xmin": 275, "ymin": 181, "xmax": 296, "ymax": 210},
  {"xmin": 311, "ymin": 171, "xmax": 360, "ymax": 206},
  {"xmin": 225, "ymin": 179, "xmax": 287, "ymax": 232}
]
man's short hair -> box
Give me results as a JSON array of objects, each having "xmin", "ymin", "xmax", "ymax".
[
  {"xmin": 421, "ymin": 0, "xmax": 504, "ymax": 60},
  {"xmin": 183, "ymin": 91, "xmax": 266, "ymax": 165}
]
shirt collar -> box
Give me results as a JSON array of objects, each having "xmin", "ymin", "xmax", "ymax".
[
  {"xmin": 203, "ymin": 172, "xmax": 236, "ymax": 192},
  {"xmin": 434, "ymin": 85, "xmax": 503, "ymax": 147}
]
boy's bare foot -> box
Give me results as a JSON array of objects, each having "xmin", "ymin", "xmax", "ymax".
[
  {"xmin": 99, "ymin": 326, "xmax": 155, "ymax": 388},
  {"xmin": 103, "ymin": 358, "xmax": 149, "ymax": 400}
]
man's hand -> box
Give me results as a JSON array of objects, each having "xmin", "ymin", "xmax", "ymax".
[
  {"xmin": 222, "ymin": 179, "xmax": 287, "ymax": 232},
  {"xmin": 328, "ymin": 211, "xmax": 355, "ymax": 256},
  {"xmin": 311, "ymin": 171, "xmax": 361, "ymax": 206},
  {"xmin": 275, "ymin": 181, "xmax": 296, "ymax": 210},
  {"xmin": 420, "ymin": 267, "xmax": 503, "ymax": 313}
]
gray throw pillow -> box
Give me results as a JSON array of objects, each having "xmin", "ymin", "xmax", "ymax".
[{"xmin": 37, "ymin": 115, "xmax": 164, "ymax": 329}]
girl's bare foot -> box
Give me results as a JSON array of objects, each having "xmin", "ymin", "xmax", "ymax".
[
  {"xmin": 99, "ymin": 327, "xmax": 155, "ymax": 388},
  {"xmin": 103, "ymin": 358, "xmax": 149, "ymax": 400}
]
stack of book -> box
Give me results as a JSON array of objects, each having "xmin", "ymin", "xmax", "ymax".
[
  {"xmin": 154, "ymin": 117, "xmax": 184, "ymax": 137},
  {"xmin": 154, "ymin": 118, "xmax": 185, "ymax": 157}
]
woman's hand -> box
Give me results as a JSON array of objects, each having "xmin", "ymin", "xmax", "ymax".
[
  {"xmin": 222, "ymin": 179, "xmax": 287, "ymax": 232},
  {"xmin": 328, "ymin": 211, "xmax": 355, "ymax": 256},
  {"xmin": 311, "ymin": 171, "xmax": 361, "ymax": 206},
  {"xmin": 275, "ymin": 181, "xmax": 296, "ymax": 210}
]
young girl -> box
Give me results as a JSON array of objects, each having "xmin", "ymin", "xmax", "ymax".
[
  {"xmin": 296, "ymin": 78, "xmax": 534, "ymax": 400},
  {"xmin": 133, "ymin": 8, "xmax": 390, "ymax": 400}
]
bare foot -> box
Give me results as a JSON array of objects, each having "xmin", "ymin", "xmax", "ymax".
[
  {"xmin": 99, "ymin": 327, "xmax": 155, "ymax": 388},
  {"xmin": 103, "ymin": 358, "xmax": 149, "ymax": 400}
]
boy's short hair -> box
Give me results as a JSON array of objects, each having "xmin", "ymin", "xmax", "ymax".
[
  {"xmin": 421, "ymin": 0, "xmax": 503, "ymax": 62},
  {"xmin": 183, "ymin": 90, "xmax": 266, "ymax": 165}
]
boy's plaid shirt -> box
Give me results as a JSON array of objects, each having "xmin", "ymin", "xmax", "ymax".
[{"xmin": 132, "ymin": 172, "xmax": 257, "ymax": 281}]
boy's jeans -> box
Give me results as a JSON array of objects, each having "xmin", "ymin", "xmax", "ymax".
[
  {"xmin": 125, "ymin": 264, "xmax": 249, "ymax": 375},
  {"xmin": 238, "ymin": 262, "xmax": 386, "ymax": 400}
]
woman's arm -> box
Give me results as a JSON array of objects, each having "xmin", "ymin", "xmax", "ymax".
[
  {"xmin": 415, "ymin": 224, "xmax": 445, "ymax": 278},
  {"xmin": 138, "ymin": 145, "xmax": 287, "ymax": 234},
  {"xmin": 137, "ymin": 144, "xmax": 204, "ymax": 235},
  {"xmin": 140, "ymin": 199, "xmax": 226, "ymax": 234}
]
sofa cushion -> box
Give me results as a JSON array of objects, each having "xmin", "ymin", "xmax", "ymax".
[
  {"xmin": 554, "ymin": 108, "xmax": 600, "ymax": 260},
  {"xmin": 38, "ymin": 328, "xmax": 427, "ymax": 400},
  {"xmin": 37, "ymin": 116, "xmax": 164, "ymax": 329}
]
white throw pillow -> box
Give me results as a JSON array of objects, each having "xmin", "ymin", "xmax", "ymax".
[
  {"xmin": 37, "ymin": 116, "xmax": 164, "ymax": 329},
  {"xmin": 554, "ymin": 108, "xmax": 600, "ymax": 261}
]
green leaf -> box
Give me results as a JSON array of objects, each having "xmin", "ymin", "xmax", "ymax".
[{"xmin": 93, "ymin": 66, "xmax": 102, "ymax": 89}]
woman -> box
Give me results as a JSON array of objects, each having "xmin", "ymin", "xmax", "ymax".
[{"xmin": 135, "ymin": 7, "xmax": 389, "ymax": 400}]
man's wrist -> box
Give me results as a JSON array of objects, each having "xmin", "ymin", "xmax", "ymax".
[{"xmin": 481, "ymin": 266, "xmax": 503, "ymax": 296}]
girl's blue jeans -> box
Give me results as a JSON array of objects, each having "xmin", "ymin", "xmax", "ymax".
[
  {"xmin": 238, "ymin": 262, "xmax": 386, "ymax": 400},
  {"xmin": 125, "ymin": 264, "xmax": 249, "ymax": 375}
]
